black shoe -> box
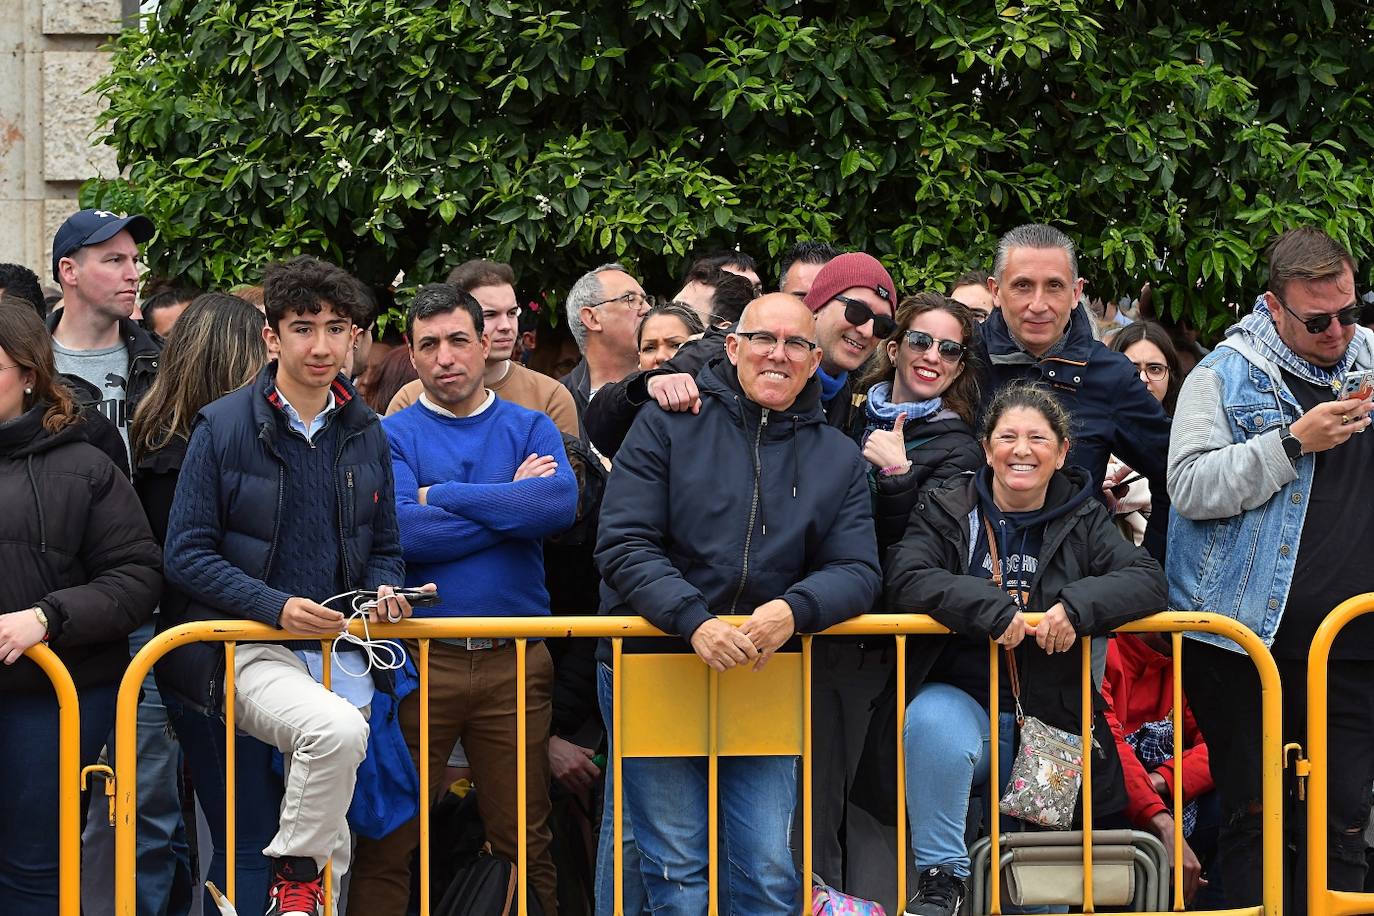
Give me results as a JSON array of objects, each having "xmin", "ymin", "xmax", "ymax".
[
  {"xmin": 265, "ymin": 856, "xmax": 323, "ymax": 916},
  {"xmin": 903, "ymin": 866, "xmax": 967, "ymax": 916}
]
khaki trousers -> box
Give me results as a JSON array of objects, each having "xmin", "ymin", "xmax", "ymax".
[{"xmin": 348, "ymin": 639, "xmax": 558, "ymax": 914}]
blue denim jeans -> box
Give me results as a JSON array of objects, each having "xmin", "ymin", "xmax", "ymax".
[
  {"xmin": 164, "ymin": 693, "xmax": 284, "ymax": 916},
  {"xmin": 0, "ymin": 684, "xmax": 115, "ymax": 916},
  {"xmin": 594, "ymin": 662, "xmax": 648, "ymax": 916},
  {"xmin": 623, "ymin": 747, "xmax": 800, "ymax": 914},
  {"xmin": 903, "ymin": 682, "xmax": 1061, "ymax": 914}
]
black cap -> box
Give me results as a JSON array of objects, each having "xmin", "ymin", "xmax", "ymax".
[{"xmin": 52, "ymin": 209, "xmax": 155, "ymax": 282}]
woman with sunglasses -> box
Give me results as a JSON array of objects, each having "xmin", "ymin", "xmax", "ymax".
[{"xmin": 810, "ymin": 293, "xmax": 984, "ymax": 906}]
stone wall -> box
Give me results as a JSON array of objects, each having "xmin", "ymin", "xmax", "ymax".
[{"xmin": 0, "ymin": 0, "xmax": 136, "ymax": 285}]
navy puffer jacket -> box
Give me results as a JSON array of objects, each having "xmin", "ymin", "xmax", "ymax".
[{"xmin": 595, "ymin": 358, "xmax": 880, "ymax": 659}]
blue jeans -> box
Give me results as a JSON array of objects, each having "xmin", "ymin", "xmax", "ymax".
[
  {"xmin": 594, "ymin": 663, "xmax": 648, "ymax": 916},
  {"xmin": 164, "ymin": 693, "xmax": 283, "ymax": 916},
  {"xmin": 623, "ymin": 748, "xmax": 799, "ymax": 913},
  {"xmin": 903, "ymin": 682, "xmax": 1060, "ymax": 913},
  {"xmin": 0, "ymin": 684, "xmax": 115, "ymax": 916},
  {"xmin": 82, "ymin": 621, "xmax": 193, "ymax": 916}
]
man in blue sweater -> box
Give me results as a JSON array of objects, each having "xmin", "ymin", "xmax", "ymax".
[
  {"xmin": 349, "ymin": 285, "xmax": 578, "ymax": 916},
  {"xmin": 165, "ymin": 256, "xmax": 419, "ymax": 916}
]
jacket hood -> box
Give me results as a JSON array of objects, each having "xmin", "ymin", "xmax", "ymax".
[
  {"xmin": 0, "ymin": 403, "xmax": 92, "ymax": 459},
  {"xmin": 981, "ymin": 302, "xmax": 1098, "ymax": 364},
  {"xmin": 973, "ymin": 463, "xmax": 1096, "ymax": 534},
  {"xmin": 698, "ymin": 356, "xmax": 827, "ymax": 426}
]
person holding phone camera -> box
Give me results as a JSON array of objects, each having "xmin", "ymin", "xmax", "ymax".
[
  {"xmin": 349, "ymin": 284, "xmax": 577, "ymax": 916},
  {"xmin": 164, "ymin": 257, "xmax": 415, "ymax": 916},
  {"xmin": 1168, "ymin": 227, "xmax": 1374, "ymax": 909}
]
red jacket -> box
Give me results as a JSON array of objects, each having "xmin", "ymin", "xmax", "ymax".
[{"xmin": 1101, "ymin": 634, "xmax": 1213, "ymax": 827}]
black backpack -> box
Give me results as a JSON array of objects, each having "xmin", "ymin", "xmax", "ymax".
[{"xmin": 434, "ymin": 844, "xmax": 546, "ymax": 916}]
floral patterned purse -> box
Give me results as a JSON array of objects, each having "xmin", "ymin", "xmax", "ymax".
[{"xmin": 984, "ymin": 520, "xmax": 1083, "ymax": 830}]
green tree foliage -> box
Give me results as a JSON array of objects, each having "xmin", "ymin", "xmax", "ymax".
[{"xmin": 87, "ymin": 0, "xmax": 1374, "ymax": 331}]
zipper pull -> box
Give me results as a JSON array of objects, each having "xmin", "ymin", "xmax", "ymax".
[{"xmin": 347, "ymin": 469, "xmax": 354, "ymax": 489}]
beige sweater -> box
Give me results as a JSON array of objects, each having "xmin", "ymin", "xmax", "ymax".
[{"xmin": 387, "ymin": 361, "xmax": 580, "ymax": 438}]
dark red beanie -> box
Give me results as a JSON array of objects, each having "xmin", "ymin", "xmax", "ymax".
[{"xmin": 802, "ymin": 252, "xmax": 897, "ymax": 313}]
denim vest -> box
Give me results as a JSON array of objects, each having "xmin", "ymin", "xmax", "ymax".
[{"xmin": 1168, "ymin": 331, "xmax": 1373, "ymax": 653}]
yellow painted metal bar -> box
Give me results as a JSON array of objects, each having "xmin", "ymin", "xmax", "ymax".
[
  {"xmin": 25, "ymin": 644, "xmax": 82, "ymax": 916},
  {"xmin": 1081, "ymin": 636, "xmax": 1094, "ymax": 913},
  {"xmin": 612, "ymin": 638, "xmax": 624, "ymax": 916},
  {"xmin": 224, "ymin": 642, "xmax": 237, "ymax": 905},
  {"xmin": 708, "ymin": 665, "xmax": 720, "ymax": 916},
  {"xmin": 516, "ymin": 638, "xmax": 529, "ymax": 916},
  {"xmin": 989, "ymin": 639, "xmax": 1002, "ymax": 915},
  {"xmin": 1308, "ymin": 594, "xmax": 1374, "ymax": 916},
  {"xmin": 802, "ymin": 636, "xmax": 813, "ymax": 916},
  {"xmin": 419, "ymin": 638, "xmax": 431, "ymax": 916},
  {"xmin": 1172, "ymin": 632, "xmax": 1185, "ymax": 911},
  {"xmin": 320, "ymin": 639, "xmax": 333, "ymax": 913},
  {"xmin": 895, "ymin": 634, "xmax": 907, "ymax": 908}
]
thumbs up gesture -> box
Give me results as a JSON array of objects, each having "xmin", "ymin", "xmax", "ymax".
[{"xmin": 862, "ymin": 412, "xmax": 912, "ymax": 476}]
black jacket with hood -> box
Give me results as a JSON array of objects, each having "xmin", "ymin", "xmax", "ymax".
[
  {"xmin": 594, "ymin": 358, "xmax": 880, "ymax": 661},
  {"xmin": 0, "ymin": 404, "xmax": 161, "ymax": 692},
  {"xmin": 853, "ymin": 466, "xmax": 1165, "ymax": 824},
  {"xmin": 45, "ymin": 309, "xmax": 161, "ymax": 433}
]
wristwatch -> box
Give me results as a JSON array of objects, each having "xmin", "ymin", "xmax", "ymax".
[
  {"xmin": 1279, "ymin": 425, "xmax": 1304, "ymax": 463},
  {"xmin": 31, "ymin": 606, "xmax": 50, "ymax": 642}
]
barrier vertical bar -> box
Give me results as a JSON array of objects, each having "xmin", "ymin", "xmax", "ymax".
[
  {"xmin": 224, "ymin": 642, "xmax": 237, "ymax": 905},
  {"xmin": 1080, "ymin": 637, "xmax": 1094, "ymax": 912},
  {"xmin": 708, "ymin": 666, "xmax": 720, "ymax": 916},
  {"xmin": 114, "ymin": 639, "xmax": 144, "ymax": 916},
  {"xmin": 1171, "ymin": 632, "xmax": 1185, "ymax": 910},
  {"xmin": 419, "ymin": 638, "xmax": 431, "ymax": 916},
  {"xmin": 321, "ymin": 639, "xmax": 333, "ymax": 913},
  {"xmin": 895, "ymin": 634, "xmax": 907, "ymax": 909},
  {"xmin": 516, "ymin": 638, "xmax": 529, "ymax": 916},
  {"xmin": 989, "ymin": 641, "xmax": 1001, "ymax": 915},
  {"xmin": 612, "ymin": 638, "xmax": 624, "ymax": 916},
  {"xmin": 802, "ymin": 636, "xmax": 813, "ymax": 916},
  {"xmin": 25, "ymin": 644, "xmax": 82, "ymax": 916}
]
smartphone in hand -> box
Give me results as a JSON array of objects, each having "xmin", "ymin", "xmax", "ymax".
[{"xmin": 1338, "ymin": 369, "xmax": 1374, "ymax": 401}]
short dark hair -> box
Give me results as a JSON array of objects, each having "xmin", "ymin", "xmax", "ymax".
[
  {"xmin": 777, "ymin": 241, "xmax": 840, "ymax": 289},
  {"xmin": 141, "ymin": 288, "xmax": 196, "ymax": 323},
  {"xmin": 0, "ymin": 263, "xmax": 46, "ymax": 320},
  {"xmin": 1109, "ymin": 320, "xmax": 1183, "ymax": 415},
  {"xmin": 1267, "ymin": 227, "xmax": 1357, "ymax": 299},
  {"xmin": 447, "ymin": 259, "xmax": 516, "ymax": 292},
  {"xmin": 405, "ymin": 283, "xmax": 483, "ymax": 342},
  {"xmin": 262, "ymin": 255, "xmax": 371, "ymax": 329},
  {"xmin": 710, "ymin": 272, "xmax": 754, "ymax": 325},
  {"xmin": 950, "ymin": 269, "xmax": 989, "ymax": 292},
  {"xmin": 695, "ymin": 250, "xmax": 759, "ymax": 280},
  {"xmin": 980, "ymin": 381, "xmax": 1072, "ymax": 445}
]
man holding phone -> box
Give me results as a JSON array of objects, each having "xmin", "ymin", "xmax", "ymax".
[
  {"xmin": 349, "ymin": 284, "xmax": 578, "ymax": 916},
  {"xmin": 1167, "ymin": 227, "xmax": 1374, "ymax": 907},
  {"xmin": 165, "ymin": 256, "xmax": 418, "ymax": 916}
]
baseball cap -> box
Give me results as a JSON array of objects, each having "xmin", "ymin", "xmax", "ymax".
[{"xmin": 52, "ymin": 209, "xmax": 155, "ymax": 282}]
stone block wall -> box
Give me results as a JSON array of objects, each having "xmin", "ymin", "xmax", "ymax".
[{"xmin": 0, "ymin": 0, "xmax": 135, "ymax": 285}]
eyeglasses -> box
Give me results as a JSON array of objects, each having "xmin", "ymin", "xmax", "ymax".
[
  {"xmin": 1132, "ymin": 362, "xmax": 1169, "ymax": 382},
  {"xmin": 734, "ymin": 330, "xmax": 819, "ymax": 361},
  {"xmin": 1275, "ymin": 296, "xmax": 1361, "ymax": 335},
  {"xmin": 903, "ymin": 330, "xmax": 966, "ymax": 363},
  {"xmin": 832, "ymin": 294, "xmax": 897, "ymax": 338},
  {"xmin": 591, "ymin": 291, "xmax": 651, "ymax": 311}
]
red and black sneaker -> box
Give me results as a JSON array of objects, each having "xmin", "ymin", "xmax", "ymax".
[{"xmin": 265, "ymin": 856, "xmax": 324, "ymax": 916}]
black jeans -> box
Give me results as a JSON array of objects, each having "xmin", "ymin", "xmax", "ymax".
[{"xmin": 1184, "ymin": 639, "xmax": 1374, "ymax": 914}]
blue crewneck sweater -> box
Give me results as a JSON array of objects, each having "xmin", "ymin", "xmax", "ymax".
[{"xmin": 383, "ymin": 395, "xmax": 579, "ymax": 619}]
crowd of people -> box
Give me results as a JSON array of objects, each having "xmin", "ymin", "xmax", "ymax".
[{"xmin": 0, "ymin": 209, "xmax": 1370, "ymax": 916}]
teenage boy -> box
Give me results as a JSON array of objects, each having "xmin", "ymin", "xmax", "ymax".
[{"xmin": 165, "ymin": 255, "xmax": 421, "ymax": 916}]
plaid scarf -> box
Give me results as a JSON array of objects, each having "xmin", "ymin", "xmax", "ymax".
[
  {"xmin": 1125, "ymin": 719, "xmax": 1198, "ymax": 836},
  {"xmin": 1235, "ymin": 294, "xmax": 1355, "ymax": 389}
]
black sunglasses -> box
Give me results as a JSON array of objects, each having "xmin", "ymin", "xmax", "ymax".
[
  {"xmin": 1276, "ymin": 296, "xmax": 1361, "ymax": 335},
  {"xmin": 833, "ymin": 294, "xmax": 897, "ymax": 338},
  {"xmin": 903, "ymin": 330, "xmax": 966, "ymax": 363}
]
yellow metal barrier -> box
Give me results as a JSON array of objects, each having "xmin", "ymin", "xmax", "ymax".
[
  {"xmin": 19, "ymin": 642, "xmax": 83, "ymax": 916},
  {"xmin": 109, "ymin": 612, "xmax": 1284, "ymax": 916},
  {"xmin": 1306, "ymin": 594, "xmax": 1374, "ymax": 916}
]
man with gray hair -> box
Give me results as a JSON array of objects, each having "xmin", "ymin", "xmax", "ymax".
[
  {"xmin": 974, "ymin": 223, "xmax": 1172, "ymax": 557},
  {"xmin": 559, "ymin": 263, "xmax": 651, "ymax": 435}
]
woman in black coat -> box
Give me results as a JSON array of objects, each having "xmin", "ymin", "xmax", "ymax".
[
  {"xmin": 128, "ymin": 292, "xmax": 272, "ymax": 916},
  {"xmin": 812, "ymin": 292, "xmax": 984, "ymax": 901},
  {"xmin": 0, "ymin": 300, "xmax": 161, "ymax": 915},
  {"xmin": 880, "ymin": 382, "xmax": 1166, "ymax": 916}
]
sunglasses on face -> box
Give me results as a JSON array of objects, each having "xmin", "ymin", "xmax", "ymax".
[
  {"xmin": 833, "ymin": 294, "xmax": 897, "ymax": 338},
  {"xmin": 1276, "ymin": 296, "xmax": 1361, "ymax": 335},
  {"xmin": 903, "ymin": 330, "xmax": 966, "ymax": 362}
]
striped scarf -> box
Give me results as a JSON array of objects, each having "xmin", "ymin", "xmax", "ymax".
[{"xmin": 1235, "ymin": 294, "xmax": 1355, "ymax": 389}]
